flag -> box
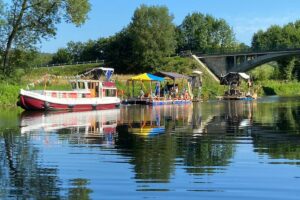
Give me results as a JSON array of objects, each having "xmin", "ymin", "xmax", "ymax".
[{"xmin": 105, "ymin": 70, "xmax": 113, "ymax": 81}]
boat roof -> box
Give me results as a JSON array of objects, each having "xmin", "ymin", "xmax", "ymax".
[
  {"xmin": 221, "ymin": 72, "xmax": 250, "ymax": 80},
  {"xmin": 154, "ymin": 72, "xmax": 190, "ymax": 80},
  {"xmin": 70, "ymin": 79, "xmax": 102, "ymax": 82},
  {"xmin": 220, "ymin": 72, "xmax": 250, "ymax": 85},
  {"xmin": 99, "ymin": 67, "xmax": 114, "ymax": 72},
  {"xmin": 192, "ymin": 70, "xmax": 203, "ymax": 75},
  {"xmin": 129, "ymin": 73, "xmax": 164, "ymax": 81}
]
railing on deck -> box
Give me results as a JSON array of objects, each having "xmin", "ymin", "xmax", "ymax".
[{"xmin": 35, "ymin": 60, "xmax": 105, "ymax": 68}]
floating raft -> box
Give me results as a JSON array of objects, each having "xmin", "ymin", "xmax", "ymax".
[
  {"xmin": 217, "ymin": 96, "xmax": 255, "ymax": 101},
  {"xmin": 122, "ymin": 98, "xmax": 192, "ymax": 105}
]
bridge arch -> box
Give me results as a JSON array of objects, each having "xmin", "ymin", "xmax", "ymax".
[
  {"xmin": 232, "ymin": 51, "xmax": 300, "ymax": 72},
  {"xmin": 194, "ymin": 49, "xmax": 300, "ymax": 76}
]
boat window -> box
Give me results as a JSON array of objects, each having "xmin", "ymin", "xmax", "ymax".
[
  {"xmin": 71, "ymin": 82, "xmax": 77, "ymax": 89},
  {"xmin": 105, "ymin": 89, "xmax": 117, "ymax": 97},
  {"xmin": 88, "ymin": 82, "xmax": 95, "ymax": 89},
  {"xmin": 78, "ymin": 82, "xmax": 85, "ymax": 89}
]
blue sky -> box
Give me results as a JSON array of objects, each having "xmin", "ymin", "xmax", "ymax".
[{"xmin": 40, "ymin": 0, "xmax": 300, "ymax": 53}]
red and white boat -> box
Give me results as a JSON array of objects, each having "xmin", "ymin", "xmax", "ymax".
[{"xmin": 17, "ymin": 67, "xmax": 121, "ymax": 111}]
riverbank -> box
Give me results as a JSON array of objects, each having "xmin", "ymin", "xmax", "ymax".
[
  {"xmin": 257, "ymin": 80, "xmax": 300, "ymax": 96},
  {"xmin": 1, "ymin": 58, "xmax": 300, "ymax": 107}
]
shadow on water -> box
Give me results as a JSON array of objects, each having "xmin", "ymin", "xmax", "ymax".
[{"xmin": 1, "ymin": 97, "xmax": 300, "ymax": 198}]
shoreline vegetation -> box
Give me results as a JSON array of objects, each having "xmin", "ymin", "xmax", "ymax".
[{"xmin": 1, "ymin": 57, "xmax": 300, "ymax": 108}]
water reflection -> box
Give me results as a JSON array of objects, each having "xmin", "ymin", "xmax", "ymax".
[
  {"xmin": 68, "ymin": 178, "xmax": 92, "ymax": 200},
  {"xmin": 119, "ymin": 104, "xmax": 198, "ymax": 136},
  {"xmin": 0, "ymin": 127, "xmax": 61, "ymax": 199},
  {"xmin": 204, "ymin": 101, "xmax": 253, "ymax": 136},
  {"xmin": 251, "ymin": 100, "xmax": 300, "ymax": 162},
  {"xmin": 1, "ymin": 98, "xmax": 300, "ymax": 198},
  {"xmin": 116, "ymin": 104, "xmax": 235, "ymax": 181},
  {"xmin": 20, "ymin": 109, "xmax": 120, "ymax": 146}
]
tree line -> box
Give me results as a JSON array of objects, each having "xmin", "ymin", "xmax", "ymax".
[
  {"xmin": 1, "ymin": 2, "xmax": 300, "ymax": 80},
  {"xmin": 252, "ymin": 21, "xmax": 300, "ymax": 80},
  {"xmin": 50, "ymin": 6, "xmax": 238, "ymax": 73}
]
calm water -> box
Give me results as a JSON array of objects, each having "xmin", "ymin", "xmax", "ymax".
[{"xmin": 1, "ymin": 97, "xmax": 300, "ymax": 199}]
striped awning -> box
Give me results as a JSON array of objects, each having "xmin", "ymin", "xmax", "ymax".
[{"xmin": 129, "ymin": 73, "xmax": 164, "ymax": 81}]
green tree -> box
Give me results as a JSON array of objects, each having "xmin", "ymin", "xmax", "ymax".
[
  {"xmin": 80, "ymin": 39, "xmax": 104, "ymax": 61},
  {"xmin": 278, "ymin": 57, "xmax": 296, "ymax": 80},
  {"xmin": 51, "ymin": 48, "xmax": 73, "ymax": 64},
  {"xmin": 0, "ymin": 0, "xmax": 90, "ymax": 76},
  {"xmin": 128, "ymin": 5, "xmax": 176, "ymax": 71},
  {"xmin": 105, "ymin": 29, "xmax": 135, "ymax": 72},
  {"xmin": 177, "ymin": 13, "xmax": 236, "ymax": 53},
  {"xmin": 252, "ymin": 25, "xmax": 286, "ymax": 50},
  {"xmin": 66, "ymin": 41, "xmax": 85, "ymax": 62},
  {"xmin": 251, "ymin": 21, "xmax": 300, "ymax": 80}
]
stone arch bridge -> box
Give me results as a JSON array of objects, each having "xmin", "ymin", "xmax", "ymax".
[{"xmin": 193, "ymin": 48, "xmax": 300, "ymax": 79}]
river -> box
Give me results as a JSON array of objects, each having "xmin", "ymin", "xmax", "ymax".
[{"xmin": 1, "ymin": 97, "xmax": 300, "ymax": 199}]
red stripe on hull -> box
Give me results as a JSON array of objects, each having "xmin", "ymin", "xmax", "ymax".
[
  {"xmin": 21, "ymin": 95, "xmax": 45, "ymax": 110},
  {"xmin": 19, "ymin": 95, "xmax": 119, "ymax": 111},
  {"xmin": 96, "ymin": 104, "xmax": 117, "ymax": 110},
  {"xmin": 48, "ymin": 103, "xmax": 69, "ymax": 110}
]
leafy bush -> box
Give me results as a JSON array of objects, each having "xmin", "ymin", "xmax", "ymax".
[{"xmin": 256, "ymin": 80, "xmax": 300, "ymax": 96}]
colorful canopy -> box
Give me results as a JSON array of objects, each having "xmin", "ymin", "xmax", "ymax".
[
  {"xmin": 129, "ymin": 127, "xmax": 165, "ymax": 137},
  {"xmin": 129, "ymin": 73, "xmax": 164, "ymax": 81}
]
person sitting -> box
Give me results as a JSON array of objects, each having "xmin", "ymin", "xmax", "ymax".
[
  {"xmin": 175, "ymin": 86, "xmax": 179, "ymax": 97},
  {"xmin": 170, "ymin": 87, "xmax": 175, "ymax": 98},
  {"xmin": 184, "ymin": 89, "xmax": 189, "ymax": 100},
  {"xmin": 139, "ymin": 89, "xmax": 145, "ymax": 99}
]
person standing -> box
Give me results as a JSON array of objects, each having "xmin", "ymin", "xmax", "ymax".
[{"xmin": 155, "ymin": 82, "xmax": 160, "ymax": 97}]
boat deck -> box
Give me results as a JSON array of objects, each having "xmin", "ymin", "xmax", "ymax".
[{"xmin": 217, "ymin": 95, "xmax": 255, "ymax": 101}]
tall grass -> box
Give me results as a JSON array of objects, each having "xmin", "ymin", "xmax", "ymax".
[
  {"xmin": 257, "ymin": 80, "xmax": 300, "ymax": 96},
  {"xmin": 0, "ymin": 84, "xmax": 21, "ymax": 107}
]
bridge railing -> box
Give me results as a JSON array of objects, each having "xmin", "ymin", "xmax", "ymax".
[{"xmin": 188, "ymin": 47, "xmax": 300, "ymax": 56}]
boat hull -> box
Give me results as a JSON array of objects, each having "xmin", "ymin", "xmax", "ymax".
[
  {"xmin": 18, "ymin": 92, "xmax": 120, "ymax": 111},
  {"xmin": 220, "ymin": 96, "xmax": 255, "ymax": 101}
]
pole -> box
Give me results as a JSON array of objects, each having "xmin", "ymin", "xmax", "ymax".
[
  {"xmin": 150, "ymin": 81, "xmax": 152, "ymax": 97},
  {"xmin": 133, "ymin": 81, "xmax": 135, "ymax": 98},
  {"xmin": 126, "ymin": 80, "xmax": 129, "ymax": 98}
]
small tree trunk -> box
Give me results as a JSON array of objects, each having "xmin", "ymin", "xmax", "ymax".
[
  {"xmin": 1, "ymin": 0, "xmax": 28, "ymax": 75},
  {"xmin": 2, "ymin": 35, "xmax": 14, "ymax": 75}
]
